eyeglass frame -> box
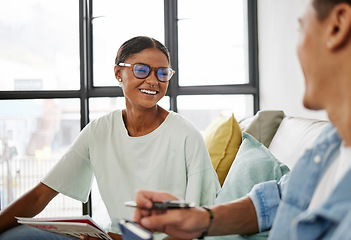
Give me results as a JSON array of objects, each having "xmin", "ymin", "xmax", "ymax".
[{"xmin": 117, "ymin": 62, "xmax": 175, "ymax": 82}]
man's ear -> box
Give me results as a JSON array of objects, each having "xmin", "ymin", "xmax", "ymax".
[{"xmin": 326, "ymin": 3, "xmax": 351, "ymax": 50}]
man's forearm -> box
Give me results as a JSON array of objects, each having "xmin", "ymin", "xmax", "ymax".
[{"xmin": 208, "ymin": 196, "xmax": 259, "ymax": 236}]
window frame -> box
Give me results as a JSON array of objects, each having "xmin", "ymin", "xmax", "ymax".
[
  {"xmin": 164, "ymin": 0, "xmax": 259, "ymax": 112},
  {"xmin": 0, "ymin": 0, "xmax": 259, "ymax": 216}
]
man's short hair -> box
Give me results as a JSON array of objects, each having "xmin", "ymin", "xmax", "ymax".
[{"xmin": 313, "ymin": 0, "xmax": 351, "ymax": 20}]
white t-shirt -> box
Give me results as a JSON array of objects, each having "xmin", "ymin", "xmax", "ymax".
[
  {"xmin": 42, "ymin": 110, "xmax": 220, "ymax": 232},
  {"xmin": 309, "ymin": 144, "xmax": 351, "ymax": 209}
]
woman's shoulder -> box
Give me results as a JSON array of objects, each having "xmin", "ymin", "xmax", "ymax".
[
  {"xmin": 167, "ymin": 111, "xmax": 201, "ymax": 134},
  {"xmin": 168, "ymin": 111, "xmax": 192, "ymax": 124}
]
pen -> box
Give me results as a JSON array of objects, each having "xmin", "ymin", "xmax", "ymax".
[{"xmin": 124, "ymin": 200, "xmax": 196, "ymax": 210}]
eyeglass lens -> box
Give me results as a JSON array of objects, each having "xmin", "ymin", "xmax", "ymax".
[{"xmin": 133, "ymin": 64, "xmax": 172, "ymax": 82}]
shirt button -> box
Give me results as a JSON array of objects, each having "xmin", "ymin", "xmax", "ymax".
[{"xmin": 314, "ymin": 155, "xmax": 321, "ymax": 163}]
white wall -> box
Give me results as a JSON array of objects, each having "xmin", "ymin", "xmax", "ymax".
[{"xmin": 257, "ymin": 0, "xmax": 328, "ymax": 120}]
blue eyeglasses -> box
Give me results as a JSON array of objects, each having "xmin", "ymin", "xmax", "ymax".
[{"xmin": 118, "ymin": 62, "xmax": 175, "ymax": 82}]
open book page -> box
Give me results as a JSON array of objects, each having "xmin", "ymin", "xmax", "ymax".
[{"xmin": 16, "ymin": 215, "xmax": 113, "ymax": 240}]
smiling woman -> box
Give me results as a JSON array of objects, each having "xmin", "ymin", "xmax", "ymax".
[{"xmin": 0, "ymin": 36, "xmax": 220, "ymax": 240}]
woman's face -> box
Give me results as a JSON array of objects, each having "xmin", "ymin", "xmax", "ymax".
[{"xmin": 115, "ymin": 48, "xmax": 170, "ymax": 110}]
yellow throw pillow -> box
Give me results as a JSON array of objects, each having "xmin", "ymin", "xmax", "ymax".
[{"xmin": 203, "ymin": 113, "xmax": 242, "ymax": 186}]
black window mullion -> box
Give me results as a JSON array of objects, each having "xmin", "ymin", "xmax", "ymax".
[
  {"xmin": 178, "ymin": 84, "xmax": 257, "ymax": 96},
  {"xmin": 88, "ymin": 87, "xmax": 124, "ymax": 98},
  {"xmin": 0, "ymin": 91, "xmax": 80, "ymax": 100},
  {"xmin": 248, "ymin": 0, "xmax": 260, "ymax": 113},
  {"xmin": 81, "ymin": 0, "xmax": 92, "ymax": 216},
  {"xmin": 164, "ymin": 0, "xmax": 179, "ymax": 112},
  {"xmin": 80, "ymin": 0, "xmax": 89, "ymax": 129}
]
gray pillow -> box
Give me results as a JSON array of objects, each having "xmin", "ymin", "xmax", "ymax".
[{"xmin": 241, "ymin": 110, "xmax": 285, "ymax": 148}]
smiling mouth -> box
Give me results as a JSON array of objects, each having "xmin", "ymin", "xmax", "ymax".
[{"xmin": 140, "ymin": 89, "xmax": 157, "ymax": 95}]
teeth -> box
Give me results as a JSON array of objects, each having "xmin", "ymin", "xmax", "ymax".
[{"xmin": 140, "ymin": 89, "xmax": 157, "ymax": 95}]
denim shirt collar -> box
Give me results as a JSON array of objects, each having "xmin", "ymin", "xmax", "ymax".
[
  {"xmin": 269, "ymin": 124, "xmax": 346, "ymax": 240},
  {"xmin": 282, "ymin": 124, "xmax": 341, "ymax": 209}
]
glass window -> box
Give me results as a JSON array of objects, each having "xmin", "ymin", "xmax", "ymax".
[
  {"xmin": 0, "ymin": 0, "xmax": 257, "ymax": 219},
  {"xmin": 177, "ymin": 0, "xmax": 248, "ymax": 86},
  {"xmin": 0, "ymin": 0, "xmax": 80, "ymax": 91},
  {"xmin": 92, "ymin": 0, "xmax": 165, "ymax": 86},
  {"xmin": 0, "ymin": 99, "xmax": 82, "ymax": 217},
  {"xmin": 177, "ymin": 95, "xmax": 253, "ymax": 132}
]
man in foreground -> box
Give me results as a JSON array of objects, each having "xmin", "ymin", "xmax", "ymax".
[{"xmin": 133, "ymin": 0, "xmax": 351, "ymax": 239}]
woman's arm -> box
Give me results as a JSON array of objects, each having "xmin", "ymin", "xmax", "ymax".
[
  {"xmin": 183, "ymin": 128, "xmax": 221, "ymax": 206},
  {"xmin": 0, "ymin": 182, "xmax": 58, "ymax": 233}
]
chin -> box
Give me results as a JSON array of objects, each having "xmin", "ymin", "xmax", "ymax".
[{"xmin": 303, "ymin": 95, "xmax": 323, "ymax": 111}]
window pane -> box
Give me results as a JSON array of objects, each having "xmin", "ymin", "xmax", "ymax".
[
  {"xmin": 178, "ymin": 0, "xmax": 248, "ymax": 86},
  {"xmin": 89, "ymin": 97, "xmax": 125, "ymax": 120},
  {"xmin": 177, "ymin": 95, "xmax": 253, "ymax": 132},
  {"xmin": 92, "ymin": 0, "xmax": 164, "ymax": 86},
  {"xmin": 0, "ymin": 99, "xmax": 81, "ymax": 216},
  {"xmin": 0, "ymin": 0, "xmax": 80, "ymax": 91}
]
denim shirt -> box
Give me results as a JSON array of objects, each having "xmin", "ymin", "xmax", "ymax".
[{"xmin": 248, "ymin": 124, "xmax": 351, "ymax": 239}]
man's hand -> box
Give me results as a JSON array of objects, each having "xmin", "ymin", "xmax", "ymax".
[
  {"xmin": 133, "ymin": 190, "xmax": 178, "ymax": 222},
  {"xmin": 133, "ymin": 190, "xmax": 210, "ymax": 239}
]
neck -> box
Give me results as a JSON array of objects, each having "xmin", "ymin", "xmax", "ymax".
[
  {"xmin": 122, "ymin": 105, "xmax": 168, "ymax": 137},
  {"xmin": 327, "ymin": 90, "xmax": 351, "ymax": 146},
  {"xmin": 323, "ymin": 33, "xmax": 351, "ymax": 145}
]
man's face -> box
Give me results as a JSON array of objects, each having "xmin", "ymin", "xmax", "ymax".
[{"xmin": 297, "ymin": 0, "xmax": 330, "ymax": 110}]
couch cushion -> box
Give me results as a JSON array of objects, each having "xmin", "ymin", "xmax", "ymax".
[
  {"xmin": 268, "ymin": 116, "xmax": 329, "ymax": 170},
  {"xmin": 208, "ymin": 132, "xmax": 289, "ymax": 240},
  {"xmin": 215, "ymin": 132, "xmax": 290, "ymax": 203},
  {"xmin": 203, "ymin": 113, "xmax": 242, "ymax": 186},
  {"xmin": 240, "ymin": 110, "xmax": 285, "ymax": 148}
]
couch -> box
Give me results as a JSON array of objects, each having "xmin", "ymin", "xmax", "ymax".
[
  {"xmin": 203, "ymin": 110, "xmax": 330, "ymax": 240},
  {"xmin": 240, "ymin": 110, "xmax": 329, "ymax": 170}
]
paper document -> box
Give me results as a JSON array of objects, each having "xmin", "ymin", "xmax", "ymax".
[{"xmin": 16, "ymin": 215, "xmax": 112, "ymax": 240}]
